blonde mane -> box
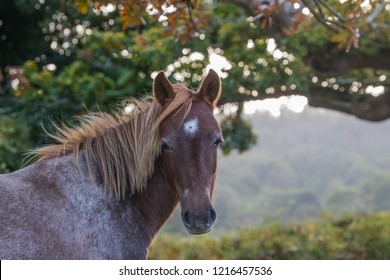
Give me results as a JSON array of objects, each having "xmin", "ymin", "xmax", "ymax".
[{"xmin": 32, "ymin": 84, "xmax": 193, "ymax": 199}]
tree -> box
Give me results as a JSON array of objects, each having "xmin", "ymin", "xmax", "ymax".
[
  {"xmin": 67, "ymin": 0, "xmax": 390, "ymax": 121},
  {"xmin": 218, "ymin": 0, "xmax": 390, "ymax": 122},
  {"xmin": 1, "ymin": 0, "xmax": 389, "ymax": 171}
]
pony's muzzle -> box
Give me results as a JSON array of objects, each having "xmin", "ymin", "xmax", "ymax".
[{"xmin": 182, "ymin": 208, "xmax": 216, "ymax": 235}]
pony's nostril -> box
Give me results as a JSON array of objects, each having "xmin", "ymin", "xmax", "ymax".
[
  {"xmin": 182, "ymin": 211, "xmax": 191, "ymax": 226},
  {"xmin": 209, "ymin": 208, "xmax": 217, "ymax": 224}
]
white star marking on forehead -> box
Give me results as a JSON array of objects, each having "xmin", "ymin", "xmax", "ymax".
[{"xmin": 183, "ymin": 118, "xmax": 199, "ymax": 136}]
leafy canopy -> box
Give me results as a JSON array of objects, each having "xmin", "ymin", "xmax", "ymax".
[{"xmin": 0, "ymin": 0, "xmax": 389, "ymax": 171}]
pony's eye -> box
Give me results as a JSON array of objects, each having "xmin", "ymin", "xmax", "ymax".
[
  {"xmin": 213, "ymin": 137, "xmax": 224, "ymax": 149},
  {"xmin": 161, "ymin": 140, "xmax": 173, "ymax": 152}
]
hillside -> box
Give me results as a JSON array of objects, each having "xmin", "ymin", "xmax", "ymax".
[
  {"xmin": 150, "ymin": 212, "xmax": 390, "ymax": 260},
  {"xmin": 160, "ymin": 106, "xmax": 390, "ymax": 235}
]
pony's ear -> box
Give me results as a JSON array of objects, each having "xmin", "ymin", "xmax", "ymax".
[
  {"xmin": 153, "ymin": 71, "xmax": 175, "ymax": 107},
  {"xmin": 197, "ymin": 69, "xmax": 221, "ymax": 108}
]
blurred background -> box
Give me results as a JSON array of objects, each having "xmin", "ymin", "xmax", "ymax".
[{"xmin": 1, "ymin": 0, "xmax": 390, "ymax": 259}]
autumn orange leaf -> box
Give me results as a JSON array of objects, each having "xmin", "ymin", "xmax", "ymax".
[{"xmin": 75, "ymin": 0, "xmax": 90, "ymax": 15}]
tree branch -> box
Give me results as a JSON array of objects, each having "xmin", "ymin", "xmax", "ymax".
[
  {"xmin": 301, "ymin": 0, "xmax": 340, "ymax": 33},
  {"xmin": 304, "ymin": 48, "xmax": 390, "ymax": 75},
  {"xmin": 316, "ymin": 0, "xmax": 345, "ymax": 22},
  {"xmin": 308, "ymin": 87, "xmax": 390, "ymax": 121},
  {"xmin": 366, "ymin": 1, "xmax": 387, "ymax": 26},
  {"xmin": 220, "ymin": 84, "xmax": 390, "ymax": 122},
  {"xmin": 186, "ymin": 0, "xmax": 199, "ymax": 33}
]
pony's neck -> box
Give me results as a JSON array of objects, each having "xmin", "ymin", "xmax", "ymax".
[
  {"xmin": 73, "ymin": 150, "xmax": 179, "ymax": 252},
  {"xmin": 109, "ymin": 158, "xmax": 179, "ymax": 248},
  {"xmin": 128, "ymin": 159, "xmax": 179, "ymax": 245}
]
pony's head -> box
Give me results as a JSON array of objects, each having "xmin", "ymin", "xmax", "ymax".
[{"xmin": 153, "ymin": 70, "xmax": 222, "ymax": 234}]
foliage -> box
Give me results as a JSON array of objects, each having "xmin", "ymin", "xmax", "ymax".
[
  {"xmin": 148, "ymin": 212, "xmax": 390, "ymax": 259},
  {"xmin": 1, "ymin": 0, "xmax": 390, "ymax": 171},
  {"xmin": 74, "ymin": 0, "xmax": 209, "ymax": 43},
  {"xmin": 0, "ymin": 112, "xmax": 31, "ymax": 173},
  {"xmin": 220, "ymin": 104, "xmax": 258, "ymax": 154}
]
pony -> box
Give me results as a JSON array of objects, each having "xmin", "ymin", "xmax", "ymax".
[{"xmin": 0, "ymin": 69, "xmax": 223, "ymax": 259}]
